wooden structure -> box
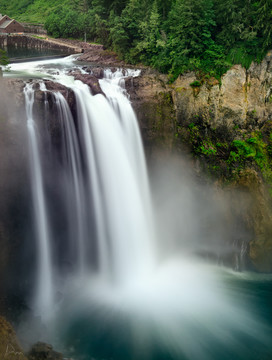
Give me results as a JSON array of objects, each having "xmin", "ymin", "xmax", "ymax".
[{"xmin": 0, "ymin": 14, "xmax": 24, "ymax": 33}]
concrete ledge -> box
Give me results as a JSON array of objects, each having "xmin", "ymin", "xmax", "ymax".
[
  {"xmin": 0, "ymin": 34, "xmax": 83, "ymax": 54},
  {"xmin": 9, "ymin": 54, "xmax": 71, "ymax": 63}
]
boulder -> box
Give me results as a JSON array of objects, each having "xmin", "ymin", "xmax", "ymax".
[
  {"xmin": 0, "ymin": 316, "xmax": 27, "ymax": 360},
  {"xmin": 82, "ymin": 66, "xmax": 104, "ymax": 79},
  {"xmin": 77, "ymin": 46, "xmax": 126, "ymax": 67},
  {"xmin": 72, "ymin": 73, "xmax": 105, "ymax": 96},
  {"xmin": 28, "ymin": 342, "xmax": 63, "ymax": 360},
  {"xmin": 91, "ymin": 67, "xmax": 104, "ymax": 79},
  {"xmin": 43, "ymin": 80, "xmax": 76, "ymax": 110}
]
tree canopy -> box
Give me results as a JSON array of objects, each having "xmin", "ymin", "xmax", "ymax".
[{"xmin": 0, "ymin": 0, "xmax": 271, "ymax": 79}]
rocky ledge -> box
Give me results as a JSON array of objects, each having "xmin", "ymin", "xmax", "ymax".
[
  {"xmin": 125, "ymin": 53, "xmax": 272, "ymax": 272},
  {"xmin": 0, "ymin": 316, "xmax": 65, "ymax": 360},
  {"xmin": 77, "ymin": 44, "xmax": 127, "ymax": 67},
  {"xmin": 27, "ymin": 342, "xmax": 63, "ymax": 360},
  {"xmin": 0, "ymin": 316, "xmax": 28, "ymax": 360},
  {"xmin": 69, "ymin": 72, "xmax": 105, "ymax": 96}
]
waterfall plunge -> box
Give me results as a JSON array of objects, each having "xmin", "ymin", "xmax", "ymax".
[
  {"xmin": 24, "ymin": 83, "xmax": 54, "ymax": 318},
  {"xmin": 71, "ymin": 79, "xmax": 156, "ymax": 285},
  {"xmin": 12, "ymin": 58, "xmax": 270, "ymax": 360},
  {"xmin": 24, "ymin": 67, "xmax": 156, "ymax": 319}
]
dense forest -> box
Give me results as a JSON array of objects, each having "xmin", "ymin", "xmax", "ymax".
[{"xmin": 0, "ymin": 0, "xmax": 272, "ymax": 79}]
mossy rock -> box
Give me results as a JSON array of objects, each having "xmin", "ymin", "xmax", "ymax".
[
  {"xmin": 0, "ymin": 316, "xmax": 27, "ymax": 360},
  {"xmin": 234, "ymin": 169, "xmax": 272, "ymax": 272},
  {"xmin": 250, "ymin": 237, "xmax": 272, "ymax": 272},
  {"xmin": 27, "ymin": 342, "xmax": 63, "ymax": 360}
]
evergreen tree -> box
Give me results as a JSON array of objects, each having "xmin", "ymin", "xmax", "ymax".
[
  {"xmin": 215, "ymin": 0, "xmax": 257, "ymax": 48},
  {"xmin": 45, "ymin": 7, "xmax": 64, "ymax": 38},
  {"xmin": 165, "ymin": 0, "xmax": 217, "ymax": 76},
  {"xmin": 110, "ymin": 0, "xmax": 150, "ymax": 62},
  {"xmin": 70, "ymin": 0, "xmax": 91, "ymax": 41},
  {"xmin": 104, "ymin": 0, "xmax": 129, "ymax": 15},
  {"xmin": 136, "ymin": 1, "xmax": 161, "ymax": 61},
  {"xmin": 156, "ymin": 0, "xmax": 172, "ymax": 20},
  {"xmin": 108, "ymin": 11, "xmax": 130, "ymax": 56},
  {"xmin": 256, "ymin": 0, "xmax": 272, "ymax": 48}
]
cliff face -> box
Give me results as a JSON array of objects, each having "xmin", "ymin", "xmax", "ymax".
[
  {"xmin": 126, "ymin": 53, "xmax": 272, "ymax": 273},
  {"xmin": 171, "ymin": 51, "xmax": 272, "ymax": 130},
  {"xmin": 127, "ymin": 51, "xmax": 272, "ymax": 150},
  {"xmin": 0, "ymin": 316, "xmax": 27, "ymax": 360},
  {"xmin": 125, "ymin": 72, "xmax": 176, "ymax": 158}
]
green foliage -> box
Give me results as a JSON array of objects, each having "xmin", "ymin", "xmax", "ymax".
[
  {"xmin": 226, "ymin": 42, "xmax": 265, "ymax": 69},
  {"xmin": 0, "ymin": 49, "xmax": 9, "ymax": 66},
  {"xmin": 0, "ymin": 0, "xmax": 271, "ymax": 79},
  {"xmin": 0, "ymin": 0, "xmax": 71, "ymax": 22},
  {"xmin": 224, "ymin": 133, "xmax": 272, "ymax": 186},
  {"xmin": 135, "ymin": 1, "xmax": 165, "ymax": 66},
  {"xmin": 232, "ymin": 139, "xmax": 256, "ymax": 158},
  {"xmin": 198, "ymin": 142, "xmax": 217, "ymax": 155},
  {"xmin": 256, "ymin": 0, "xmax": 272, "ymax": 49},
  {"xmin": 190, "ymin": 81, "xmax": 202, "ymax": 88},
  {"xmin": 184, "ymin": 122, "xmax": 272, "ymax": 183}
]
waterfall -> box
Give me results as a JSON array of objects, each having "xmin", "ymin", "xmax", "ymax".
[
  {"xmin": 53, "ymin": 91, "xmax": 87, "ymax": 275},
  {"xmin": 24, "ymin": 66, "xmax": 156, "ymax": 317},
  {"xmin": 9, "ymin": 58, "xmax": 269, "ymax": 360},
  {"xmin": 24, "ymin": 83, "xmax": 54, "ymax": 318},
  {"xmin": 69, "ymin": 80, "xmax": 156, "ymax": 285}
]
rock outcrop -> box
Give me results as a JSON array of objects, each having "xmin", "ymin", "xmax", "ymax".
[
  {"xmin": 172, "ymin": 53, "xmax": 272, "ymax": 275},
  {"xmin": 126, "ymin": 51, "xmax": 272, "ymax": 149},
  {"xmin": 83, "ymin": 66, "xmax": 104, "ymax": 79},
  {"xmin": 171, "ymin": 51, "xmax": 272, "ymax": 131},
  {"xmin": 125, "ymin": 53, "xmax": 272, "ymax": 272},
  {"xmin": 0, "ymin": 316, "xmax": 27, "ymax": 360},
  {"xmin": 235, "ymin": 169, "xmax": 272, "ymax": 272},
  {"xmin": 125, "ymin": 71, "xmax": 176, "ymax": 157},
  {"xmin": 0, "ymin": 316, "xmax": 64, "ymax": 360},
  {"xmin": 71, "ymin": 73, "xmax": 105, "ymax": 96},
  {"xmin": 27, "ymin": 342, "xmax": 63, "ymax": 360},
  {"xmin": 78, "ymin": 44, "xmax": 127, "ymax": 67}
]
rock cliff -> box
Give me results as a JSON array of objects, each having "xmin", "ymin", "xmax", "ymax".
[
  {"xmin": 0, "ymin": 316, "xmax": 27, "ymax": 360},
  {"xmin": 126, "ymin": 53, "xmax": 272, "ymax": 272},
  {"xmin": 171, "ymin": 51, "xmax": 272, "ymax": 130}
]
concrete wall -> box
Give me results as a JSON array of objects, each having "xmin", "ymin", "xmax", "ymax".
[{"xmin": 0, "ymin": 34, "xmax": 81, "ymax": 54}]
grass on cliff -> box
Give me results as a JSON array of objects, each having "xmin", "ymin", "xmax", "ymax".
[{"xmin": 183, "ymin": 120, "xmax": 272, "ymax": 192}]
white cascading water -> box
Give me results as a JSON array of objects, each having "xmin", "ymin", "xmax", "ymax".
[
  {"xmin": 5, "ymin": 57, "xmax": 271, "ymax": 360},
  {"xmin": 101, "ymin": 69, "xmax": 154, "ymax": 229},
  {"xmin": 22, "ymin": 61, "xmax": 156, "ymax": 315},
  {"xmin": 24, "ymin": 83, "xmax": 54, "ymax": 319},
  {"xmin": 53, "ymin": 91, "xmax": 88, "ymax": 275},
  {"xmin": 55, "ymin": 72, "xmax": 156, "ymax": 286}
]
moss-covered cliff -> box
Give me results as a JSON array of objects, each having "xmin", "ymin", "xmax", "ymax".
[{"xmin": 126, "ymin": 52, "xmax": 272, "ymax": 272}]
